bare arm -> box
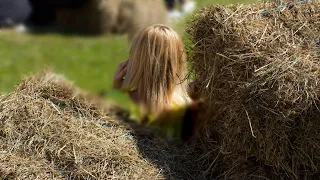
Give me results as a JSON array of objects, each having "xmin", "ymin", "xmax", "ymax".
[{"xmin": 113, "ymin": 60, "xmax": 128, "ymax": 89}]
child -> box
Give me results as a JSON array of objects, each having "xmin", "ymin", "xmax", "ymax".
[{"xmin": 113, "ymin": 24, "xmax": 201, "ymax": 141}]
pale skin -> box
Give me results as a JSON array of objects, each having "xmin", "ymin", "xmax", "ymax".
[
  {"xmin": 113, "ymin": 60, "xmax": 128, "ymax": 89},
  {"xmin": 113, "ymin": 60, "xmax": 141, "ymax": 104}
]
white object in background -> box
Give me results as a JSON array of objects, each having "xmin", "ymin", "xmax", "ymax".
[
  {"xmin": 15, "ymin": 24, "xmax": 28, "ymax": 33},
  {"xmin": 182, "ymin": 0, "xmax": 196, "ymax": 13},
  {"xmin": 168, "ymin": 10, "xmax": 182, "ymax": 19}
]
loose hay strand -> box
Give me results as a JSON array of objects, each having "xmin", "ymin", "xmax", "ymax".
[{"xmin": 243, "ymin": 105, "xmax": 257, "ymax": 138}]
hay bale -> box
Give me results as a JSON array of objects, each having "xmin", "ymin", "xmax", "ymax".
[
  {"xmin": 56, "ymin": 0, "xmax": 120, "ymax": 34},
  {"xmin": 186, "ymin": 1, "xmax": 320, "ymax": 179},
  {"xmin": 0, "ymin": 72, "xmax": 165, "ymax": 179},
  {"xmin": 0, "ymin": 72, "xmax": 210, "ymax": 179},
  {"xmin": 0, "ymin": 140, "xmax": 62, "ymax": 180},
  {"xmin": 115, "ymin": 0, "xmax": 168, "ymax": 41}
]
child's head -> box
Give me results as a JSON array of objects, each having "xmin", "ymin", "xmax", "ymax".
[{"xmin": 122, "ymin": 24, "xmax": 189, "ymax": 114}]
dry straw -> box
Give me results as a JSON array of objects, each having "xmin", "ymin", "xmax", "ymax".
[
  {"xmin": 0, "ymin": 72, "xmax": 206, "ymax": 179},
  {"xmin": 0, "ymin": 72, "xmax": 163, "ymax": 179},
  {"xmin": 0, "ymin": 139, "xmax": 63, "ymax": 179},
  {"xmin": 186, "ymin": 1, "xmax": 319, "ymax": 179}
]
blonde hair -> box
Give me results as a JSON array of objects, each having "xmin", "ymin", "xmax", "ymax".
[{"xmin": 122, "ymin": 24, "xmax": 190, "ymax": 116}]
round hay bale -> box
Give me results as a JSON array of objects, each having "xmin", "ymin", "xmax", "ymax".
[
  {"xmin": 186, "ymin": 1, "xmax": 320, "ymax": 179},
  {"xmin": 55, "ymin": 0, "xmax": 120, "ymax": 34},
  {"xmin": 115, "ymin": 0, "xmax": 168, "ymax": 41}
]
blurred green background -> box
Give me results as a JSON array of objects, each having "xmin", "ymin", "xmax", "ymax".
[{"xmin": 0, "ymin": 0, "xmax": 254, "ymax": 93}]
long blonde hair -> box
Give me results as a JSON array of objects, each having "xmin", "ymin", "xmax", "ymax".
[{"xmin": 122, "ymin": 24, "xmax": 190, "ymax": 116}]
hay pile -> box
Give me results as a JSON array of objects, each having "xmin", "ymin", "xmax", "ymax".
[
  {"xmin": 0, "ymin": 72, "xmax": 207, "ymax": 179},
  {"xmin": 0, "ymin": 139, "xmax": 62, "ymax": 179},
  {"xmin": 187, "ymin": 1, "xmax": 320, "ymax": 179},
  {"xmin": 0, "ymin": 72, "xmax": 165, "ymax": 179}
]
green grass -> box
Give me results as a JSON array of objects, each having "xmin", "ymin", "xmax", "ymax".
[
  {"xmin": 0, "ymin": 0, "xmax": 254, "ymax": 93},
  {"xmin": 0, "ymin": 32, "xmax": 129, "ymax": 93}
]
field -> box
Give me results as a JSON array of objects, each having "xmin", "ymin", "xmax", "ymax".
[{"xmin": 0, "ymin": 0, "xmax": 255, "ymax": 93}]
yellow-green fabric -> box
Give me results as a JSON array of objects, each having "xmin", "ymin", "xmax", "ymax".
[
  {"xmin": 147, "ymin": 104, "xmax": 188, "ymax": 139},
  {"xmin": 105, "ymin": 89, "xmax": 190, "ymax": 139}
]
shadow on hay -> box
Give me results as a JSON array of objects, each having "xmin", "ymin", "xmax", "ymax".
[{"xmin": 118, "ymin": 117, "xmax": 207, "ymax": 180}]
